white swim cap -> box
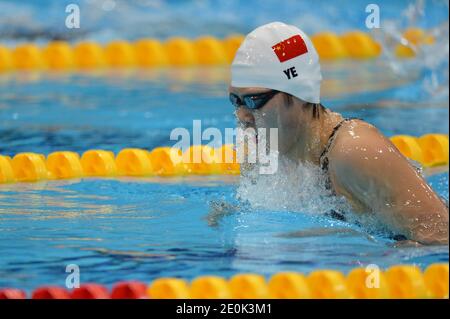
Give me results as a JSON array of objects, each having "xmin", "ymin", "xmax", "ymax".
[{"xmin": 231, "ymin": 22, "xmax": 322, "ymax": 104}]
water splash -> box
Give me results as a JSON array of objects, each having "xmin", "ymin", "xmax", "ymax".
[
  {"xmin": 236, "ymin": 157, "xmax": 352, "ymax": 215},
  {"xmin": 235, "ymin": 154, "xmax": 439, "ymax": 241},
  {"xmin": 371, "ymin": 0, "xmax": 449, "ymax": 102}
]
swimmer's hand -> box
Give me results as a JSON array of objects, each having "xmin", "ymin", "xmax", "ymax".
[{"xmin": 204, "ymin": 200, "xmax": 238, "ymax": 227}]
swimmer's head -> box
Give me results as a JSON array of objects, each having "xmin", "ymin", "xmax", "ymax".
[
  {"xmin": 231, "ymin": 21, "xmax": 322, "ymax": 104},
  {"xmin": 229, "ymin": 22, "xmax": 323, "ymax": 154}
]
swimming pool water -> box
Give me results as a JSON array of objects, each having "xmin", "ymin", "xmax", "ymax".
[{"xmin": 0, "ymin": 62, "xmax": 448, "ymax": 291}]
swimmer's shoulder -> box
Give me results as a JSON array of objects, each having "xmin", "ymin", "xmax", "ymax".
[
  {"xmin": 323, "ymin": 120, "xmax": 395, "ymax": 210},
  {"xmin": 327, "ymin": 118, "xmax": 392, "ymax": 162},
  {"xmin": 325, "ymin": 118, "xmax": 409, "ymax": 190}
]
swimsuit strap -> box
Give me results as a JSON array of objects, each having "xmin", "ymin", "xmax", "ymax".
[
  {"xmin": 319, "ymin": 117, "xmax": 361, "ymax": 192},
  {"xmin": 320, "ymin": 117, "xmax": 361, "ymax": 222}
]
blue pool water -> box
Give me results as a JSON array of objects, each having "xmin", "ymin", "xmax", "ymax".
[
  {"xmin": 1, "ymin": 0, "xmax": 449, "ymax": 43},
  {"xmin": 0, "ymin": 63, "xmax": 448, "ymax": 291}
]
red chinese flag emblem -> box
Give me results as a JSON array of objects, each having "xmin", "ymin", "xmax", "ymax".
[{"xmin": 272, "ymin": 35, "xmax": 308, "ymax": 62}]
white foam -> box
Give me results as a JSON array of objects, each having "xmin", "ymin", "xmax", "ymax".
[{"xmin": 236, "ymin": 157, "xmax": 352, "ymax": 215}]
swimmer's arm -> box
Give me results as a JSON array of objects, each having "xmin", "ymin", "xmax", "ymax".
[{"xmin": 328, "ymin": 123, "xmax": 448, "ymax": 245}]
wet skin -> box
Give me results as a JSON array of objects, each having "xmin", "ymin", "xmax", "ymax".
[{"xmin": 229, "ymin": 86, "xmax": 449, "ymax": 245}]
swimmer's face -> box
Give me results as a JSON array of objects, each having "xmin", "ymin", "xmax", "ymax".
[{"xmin": 229, "ymin": 86, "xmax": 301, "ymax": 154}]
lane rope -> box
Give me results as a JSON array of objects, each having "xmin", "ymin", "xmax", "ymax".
[
  {"xmin": 0, "ymin": 263, "xmax": 447, "ymax": 299},
  {"xmin": 1, "ymin": 134, "xmax": 449, "ymax": 184},
  {"xmin": 0, "ymin": 134, "xmax": 448, "ymax": 184},
  {"xmin": 0, "ymin": 28, "xmax": 436, "ymax": 72}
]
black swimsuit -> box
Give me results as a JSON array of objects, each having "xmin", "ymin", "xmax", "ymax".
[
  {"xmin": 320, "ymin": 118, "xmax": 360, "ymax": 222},
  {"xmin": 319, "ymin": 118, "xmax": 360, "ymax": 194}
]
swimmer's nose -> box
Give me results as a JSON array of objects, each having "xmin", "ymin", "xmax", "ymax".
[{"xmin": 236, "ymin": 107, "xmax": 255, "ymax": 128}]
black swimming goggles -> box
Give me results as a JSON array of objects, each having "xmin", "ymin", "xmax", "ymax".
[{"xmin": 229, "ymin": 90, "xmax": 279, "ymax": 110}]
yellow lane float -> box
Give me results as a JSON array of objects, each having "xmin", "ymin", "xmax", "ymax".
[
  {"xmin": 417, "ymin": 134, "xmax": 449, "ymax": 167},
  {"xmin": 222, "ymin": 34, "xmax": 245, "ymax": 63},
  {"xmin": 390, "ymin": 134, "xmax": 424, "ymax": 164},
  {"xmin": 143, "ymin": 263, "xmax": 448, "ymax": 299},
  {"xmin": 0, "ymin": 28, "xmax": 434, "ymax": 74},
  {"xmin": 0, "ymin": 133, "xmax": 447, "ymax": 184},
  {"xmin": 0, "ymin": 155, "xmax": 15, "ymax": 183},
  {"xmin": 228, "ymin": 274, "xmax": 269, "ymax": 299},
  {"xmin": 147, "ymin": 278, "xmax": 190, "ymax": 299},
  {"xmin": 73, "ymin": 42, "xmax": 105, "ymax": 69},
  {"xmin": 43, "ymin": 41, "xmax": 75, "ymax": 70},
  {"xmin": 11, "ymin": 153, "xmax": 49, "ymax": 182},
  {"xmin": 80, "ymin": 150, "xmax": 117, "ymax": 176},
  {"xmin": 46, "ymin": 151, "xmax": 83, "ymax": 179},
  {"xmin": 307, "ymin": 270, "xmax": 351, "ymax": 298},
  {"xmin": 194, "ymin": 36, "xmax": 228, "ymax": 65},
  {"xmin": 423, "ymin": 263, "xmax": 449, "ymax": 298},
  {"xmin": 346, "ymin": 267, "xmax": 390, "ymax": 298},
  {"xmin": 104, "ymin": 40, "xmax": 136, "ymax": 67},
  {"xmin": 390, "ymin": 134, "xmax": 449, "ymax": 167},
  {"xmin": 12, "ymin": 44, "xmax": 45, "ymax": 70},
  {"xmin": 147, "ymin": 147, "xmax": 185, "ymax": 176},
  {"xmin": 134, "ymin": 39, "xmax": 168, "ymax": 67},
  {"xmin": 0, "ymin": 263, "xmax": 447, "ymax": 299},
  {"xmin": 311, "ymin": 32, "xmax": 348, "ymax": 60},
  {"xmin": 340, "ymin": 31, "xmax": 381, "ymax": 59},
  {"xmin": 164, "ymin": 37, "xmax": 197, "ymax": 66},
  {"xmin": 0, "ymin": 45, "xmax": 13, "ymax": 72},
  {"xmin": 116, "ymin": 148, "xmax": 154, "ymax": 176},
  {"xmin": 385, "ymin": 265, "xmax": 428, "ymax": 298},
  {"xmin": 268, "ymin": 272, "xmax": 311, "ymax": 298},
  {"xmin": 190, "ymin": 276, "xmax": 231, "ymax": 299}
]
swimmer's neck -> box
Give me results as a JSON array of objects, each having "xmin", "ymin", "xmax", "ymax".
[{"xmin": 283, "ymin": 108, "xmax": 343, "ymax": 166}]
